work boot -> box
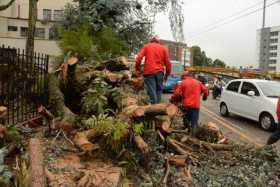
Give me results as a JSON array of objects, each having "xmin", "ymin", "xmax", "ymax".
[
  {"xmin": 267, "ymin": 136, "xmax": 280, "ymax": 145},
  {"xmin": 190, "ymin": 128, "xmax": 198, "ymax": 138}
]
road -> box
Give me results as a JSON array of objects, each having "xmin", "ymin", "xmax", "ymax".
[{"xmin": 163, "ymin": 93, "xmax": 280, "ymax": 149}]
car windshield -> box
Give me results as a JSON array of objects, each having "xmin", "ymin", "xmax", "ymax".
[{"xmin": 256, "ymin": 81, "xmax": 280, "ymax": 97}]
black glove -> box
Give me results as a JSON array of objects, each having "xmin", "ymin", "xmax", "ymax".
[{"xmin": 203, "ymin": 95, "xmax": 207, "ymax": 101}]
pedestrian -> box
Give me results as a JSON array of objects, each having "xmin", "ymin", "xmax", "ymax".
[
  {"xmin": 213, "ymin": 75, "xmax": 222, "ymax": 99},
  {"xmin": 170, "ymin": 70, "xmax": 209, "ymax": 136},
  {"xmin": 135, "ymin": 36, "xmax": 171, "ymax": 104},
  {"xmin": 267, "ymin": 97, "xmax": 280, "ymax": 145}
]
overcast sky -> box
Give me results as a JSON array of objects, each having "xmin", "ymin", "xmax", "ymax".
[{"xmin": 154, "ymin": 0, "xmax": 280, "ymax": 68}]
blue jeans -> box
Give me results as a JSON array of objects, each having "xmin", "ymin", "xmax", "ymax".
[
  {"xmin": 144, "ymin": 72, "xmax": 164, "ymax": 104},
  {"xmin": 182, "ymin": 107, "xmax": 200, "ymax": 129}
]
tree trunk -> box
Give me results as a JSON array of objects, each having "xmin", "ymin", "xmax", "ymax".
[
  {"xmin": 133, "ymin": 104, "xmax": 178, "ymax": 118},
  {"xmin": 0, "ymin": 106, "xmax": 7, "ymax": 119},
  {"xmin": 133, "ymin": 135, "xmax": 150, "ymax": 154},
  {"xmin": 96, "ymin": 56, "xmax": 129, "ymax": 71},
  {"xmin": 28, "ymin": 138, "xmax": 46, "ymax": 187},
  {"xmin": 26, "ymin": 0, "xmax": 37, "ymax": 56},
  {"xmin": 0, "ymin": 0, "xmax": 15, "ymax": 11}
]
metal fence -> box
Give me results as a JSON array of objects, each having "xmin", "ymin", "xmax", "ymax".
[{"xmin": 0, "ymin": 45, "xmax": 49, "ymax": 125}]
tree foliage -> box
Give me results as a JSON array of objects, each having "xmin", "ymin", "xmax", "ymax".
[
  {"xmin": 68, "ymin": 0, "xmax": 185, "ymax": 54},
  {"xmin": 0, "ymin": 0, "xmax": 15, "ymax": 11},
  {"xmin": 192, "ymin": 46, "xmax": 227, "ymax": 67}
]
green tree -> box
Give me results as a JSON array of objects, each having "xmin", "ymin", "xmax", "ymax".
[
  {"xmin": 0, "ymin": 0, "xmax": 15, "ymax": 11},
  {"xmin": 59, "ymin": 23, "xmax": 95, "ymax": 60},
  {"xmin": 192, "ymin": 46, "xmax": 227, "ymax": 67},
  {"xmin": 213, "ymin": 59, "xmax": 226, "ymax": 68}
]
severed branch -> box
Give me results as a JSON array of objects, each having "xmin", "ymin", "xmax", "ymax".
[{"xmin": 162, "ymin": 158, "xmax": 171, "ymax": 187}]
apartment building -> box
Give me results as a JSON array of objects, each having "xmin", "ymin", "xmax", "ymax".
[
  {"xmin": 0, "ymin": 0, "xmax": 73, "ymax": 56},
  {"xmin": 257, "ymin": 26, "xmax": 280, "ymax": 72}
]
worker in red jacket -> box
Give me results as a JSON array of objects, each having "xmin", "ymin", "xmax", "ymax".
[
  {"xmin": 267, "ymin": 97, "xmax": 280, "ymax": 145},
  {"xmin": 171, "ymin": 70, "xmax": 209, "ymax": 136},
  {"xmin": 135, "ymin": 36, "xmax": 171, "ymax": 104}
]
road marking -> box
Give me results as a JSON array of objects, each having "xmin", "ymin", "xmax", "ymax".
[
  {"xmin": 202, "ymin": 106, "xmax": 245, "ymax": 131},
  {"xmin": 201, "ymin": 106, "xmax": 263, "ymax": 147}
]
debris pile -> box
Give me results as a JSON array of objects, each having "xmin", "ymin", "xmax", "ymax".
[{"xmin": 1, "ymin": 56, "xmax": 280, "ymax": 187}]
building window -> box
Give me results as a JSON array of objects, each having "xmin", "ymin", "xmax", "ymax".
[
  {"xmin": 49, "ymin": 27, "xmax": 58, "ymax": 40},
  {"xmin": 53, "ymin": 10, "xmax": 63, "ymax": 21},
  {"xmin": 20, "ymin": 27, "xmax": 28, "ymax": 37},
  {"xmin": 43, "ymin": 9, "xmax": 52, "ymax": 21},
  {"xmin": 263, "ymin": 53, "xmax": 266, "ymax": 56},
  {"xmin": 8, "ymin": 26, "xmax": 18, "ymax": 32},
  {"xmin": 270, "ymin": 52, "xmax": 277, "ymax": 57},
  {"xmin": 269, "ymin": 59, "xmax": 277, "ymax": 64},
  {"xmin": 35, "ymin": 28, "xmax": 45, "ymax": 39},
  {"xmin": 270, "ymin": 31, "xmax": 279, "ymax": 36},
  {"xmin": 264, "ymin": 46, "xmax": 266, "ymax": 49},
  {"xmin": 270, "ymin": 45, "xmax": 278, "ymax": 50},
  {"xmin": 270, "ymin": 38, "xmax": 278, "ymax": 43}
]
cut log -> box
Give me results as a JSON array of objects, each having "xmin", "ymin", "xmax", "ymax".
[
  {"xmin": 133, "ymin": 104, "xmax": 179, "ymax": 118},
  {"xmin": 99, "ymin": 56, "xmax": 129, "ymax": 72},
  {"xmin": 169, "ymin": 156, "xmax": 186, "ymax": 167},
  {"xmin": 167, "ymin": 137, "xmax": 191, "ymax": 155},
  {"xmin": 28, "ymin": 138, "xmax": 46, "ymax": 187},
  {"xmin": 196, "ymin": 122, "xmax": 225, "ymax": 143},
  {"xmin": 162, "ymin": 158, "xmax": 171, "ymax": 187},
  {"xmin": 155, "ymin": 116, "xmax": 172, "ymax": 134},
  {"xmin": 0, "ymin": 106, "xmax": 7, "ymax": 119},
  {"xmin": 181, "ymin": 135, "xmax": 235, "ymax": 151},
  {"xmin": 133, "ymin": 135, "xmax": 150, "ymax": 154},
  {"xmin": 0, "ymin": 124, "xmax": 7, "ymax": 138},
  {"xmin": 73, "ymin": 131, "xmax": 99, "ymax": 153}
]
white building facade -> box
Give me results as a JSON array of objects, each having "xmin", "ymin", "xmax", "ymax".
[
  {"xmin": 257, "ymin": 26, "xmax": 280, "ymax": 72},
  {"xmin": 0, "ymin": 0, "xmax": 73, "ymax": 56}
]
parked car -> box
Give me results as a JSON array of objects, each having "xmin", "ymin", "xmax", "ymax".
[
  {"xmin": 219, "ymin": 79, "xmax": 280, "ymax": 131},
  {"xmin": 163, "ymin": 75, "xmax": 182, "ymax": 93}
]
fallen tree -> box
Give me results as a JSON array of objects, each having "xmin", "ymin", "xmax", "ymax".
[{"xmin": 28, "ymin": 138, "xmax": 46, "ymax": 187}]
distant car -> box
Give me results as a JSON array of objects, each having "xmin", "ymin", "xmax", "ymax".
[
  {"xmin": 219, "ymin": 79, "xmax": 280, "ymax": 131},
  {"xmin": 163, "ymin": 75, "xmax": 182, "ymax": 93}
]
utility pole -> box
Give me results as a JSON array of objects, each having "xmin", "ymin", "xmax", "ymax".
[
  {"xmin": 262, "ymin": 0, "xmax": 266, "ymax": 28},
  {"xmin": 26, "ymin": 0, "xmax": 38, "ymax": 56}
]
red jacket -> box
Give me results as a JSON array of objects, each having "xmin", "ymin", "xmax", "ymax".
[
  {"xmin": 277, "ymin": 97, "xmax": 280, "ymax": 121},
  {"xmin": 135, "ymin": 42, "xmax": 171, "ymax": 76},
  {"xmin": 171, "ymin": 77, "xmax": 209, "ymax": 109}
]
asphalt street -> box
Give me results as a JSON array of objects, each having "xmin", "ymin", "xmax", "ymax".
[{"xmin": 163, "ymin": 93, "xmax": 280, "ymax": 149}]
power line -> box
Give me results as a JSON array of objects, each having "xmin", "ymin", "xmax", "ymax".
[
  {"xmin": 188, "ymin": 0, "xmax": 271, "ymax": 36},
  {"xmin": 188, "ymin": 0, "xmax": 279, "ymax": 39}
]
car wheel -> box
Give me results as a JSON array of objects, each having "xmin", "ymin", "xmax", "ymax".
[
  {"xmin": 220, "ymin": 103, "xmax": 229, "ymax": 117},
  {"xmin": 260, "ymin": 113, "xmax": 275, "ymax": 131}
]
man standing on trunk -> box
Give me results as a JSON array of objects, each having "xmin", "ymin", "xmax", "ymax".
[
  {"xmin": 135, "ymin": 36, "xmax": 171, "ymax": 104},
  {"xmin": 171, "ymin": 70, "xmax": 209, "ymax": 136}
]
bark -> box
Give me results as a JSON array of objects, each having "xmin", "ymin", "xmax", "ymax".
[
  {"xmin": 28, "ymin": 138, "xmax": 46, "ymax": 187},
  {"xmin": 0, "ymin": 106, "xmax": 7, "ymax": 119},
  {"xmin": 0, "ymin": 124, "xmax": 7, "ymax": 138},
  {"xmin": 169, "ymin": 156, "xmax": 186, "ymax": 167},
  {"xmin": 26, "ymin": 0, "xmax": 37, "ymax": 56},
  {"xmin": 162, "ymin": 159, "xmax": 171, "ymax": 187},
  {"xmin": 97, "ymin": 56, "xmax": 129, "ymax": 71},
  {"xmin": 73, "ymin": 131, "xmax": 99, "ymax": 153},
  {"xmin": 155, "ymin": 116, "xmax": 172, "ymax": 134},
  {"xmin": 0, "ymin": 0, "xmax": 15, "ymax": 11},
  {"xmin": 133, "ymin": 135, "xmax": 150, "ymax": 154},
  {"xmin": 167, "ymin": 137, "xmax": 191, "ymax": 155},
  {"xmin": 133, "ymin": 104, "xmax": 178, "ymax": 118},
  {"xmin": 181, "ymin": 136, "xmax": 235, "ymax": 151}
]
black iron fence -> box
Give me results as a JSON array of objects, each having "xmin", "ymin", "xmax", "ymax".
[{"xmin": 0, "ymin": 45, "xmax": 49, "ymax": 125}]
